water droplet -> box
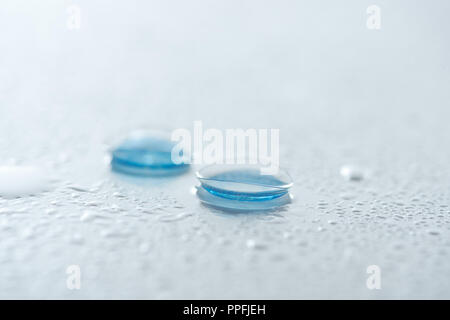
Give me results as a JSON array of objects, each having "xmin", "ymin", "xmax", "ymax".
[
  {"xmin": 70, "ymin": 233, "xmax": 84, "ymax": 244},
  {"xmin": 138, "ymin": 242, "xmax": 150, "ymax": 253},
  {"xmin": 71, "ymin": 186, "xmax": 91, "ymax": 193},
  {"xmin": 340, "ymin": 193, "xmax": 356, "ymax": 200},
  {"xmin": 340, "ymin": 165, "xmax": 365, "ymax": 181},
  {"xmin": 80, "ymin": 210, "xmax": 105, "ymax": 222},
  {"xmin": 100, "ymin": 228, "xmax": 130, "ymax": 238},
  {"xmin": 113, "ymin": 192, "xmax": 125, "ymax": 198},
  {"xmin": 110, "ymin": 130, "xmax": 190, "ymax": 176},
  {"xmin": 0, "ymin": 218, "xmax": 10, "ymax": 231},
  {"xmin": 197, "ymin": 164, "xmax": 292, "ymax": 200},
  {"xmin": 283, "ymin": 232, "xmax": 292, "ymax": 239},
  {"xmin": 109, "ymin": 204, "xmax": 123, "ymax": 212},
  {"xmin": 45, "ymin": 208, "xmax": 57, "ymax": 215},
  {"xmin": 196, "ymin": 164, "xmax": 292, "ymax": 211},
  {"xmin": 0, "ymin": 165, "xmax": 50, "ymax": 198},
  {"xmin": 21, "ymin": 227, "xmax": 34, "ymax": 239},
  {"xmin": 158, "ymin": 212, "xmax": 192, "ymax": 222}
]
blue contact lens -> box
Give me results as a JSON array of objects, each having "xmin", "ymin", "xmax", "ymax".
[
  {"xmin": 196, "ymin": 164, "xmax": 292, "ymax": 211},
  {"xmin": 110, "ymin": 130, "xmax": 189, "ymax": 176}
]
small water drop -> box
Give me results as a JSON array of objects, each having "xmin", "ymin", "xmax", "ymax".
[
  {"xmin": 138, "ymin": 242, "xmax": 150, "ymax": 253},
  {"xmin": 70, "ymin": 233, "xmax": 84, "ymax": 244},
  {"xmin": 85, "ymin": 201, "xmax": 101, "ymax": 207},
  {"xmin": 283, "ymin": 231, "xmax": 292, "ymax": 239},
  {"xmin": 110, "ymin": 130, "xmax": 190, "ymax": 176},
  {"xmin": 21, "ymin": 227, "xmax": 34, "ymax": 239},
  {"xmin": 109, "ymin": 204, "xmax": 123, "ymax": 212},
  {"xmin": 113, "ymin": 192, "xmax": 125, "ymax": 198}
]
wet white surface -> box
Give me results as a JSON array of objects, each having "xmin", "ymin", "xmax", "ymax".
[{"xmin": 0, "ymin": 0, "xmax": 449, "ymax": 299}]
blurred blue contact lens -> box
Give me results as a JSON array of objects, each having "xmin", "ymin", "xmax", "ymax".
[
  {"xmin": 111, "ymin": 130, "xmax": 189, "ymax": 176},
  {"xmin": 196, "ymin": 164, "xmax": 292, "ymax": 211}
]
